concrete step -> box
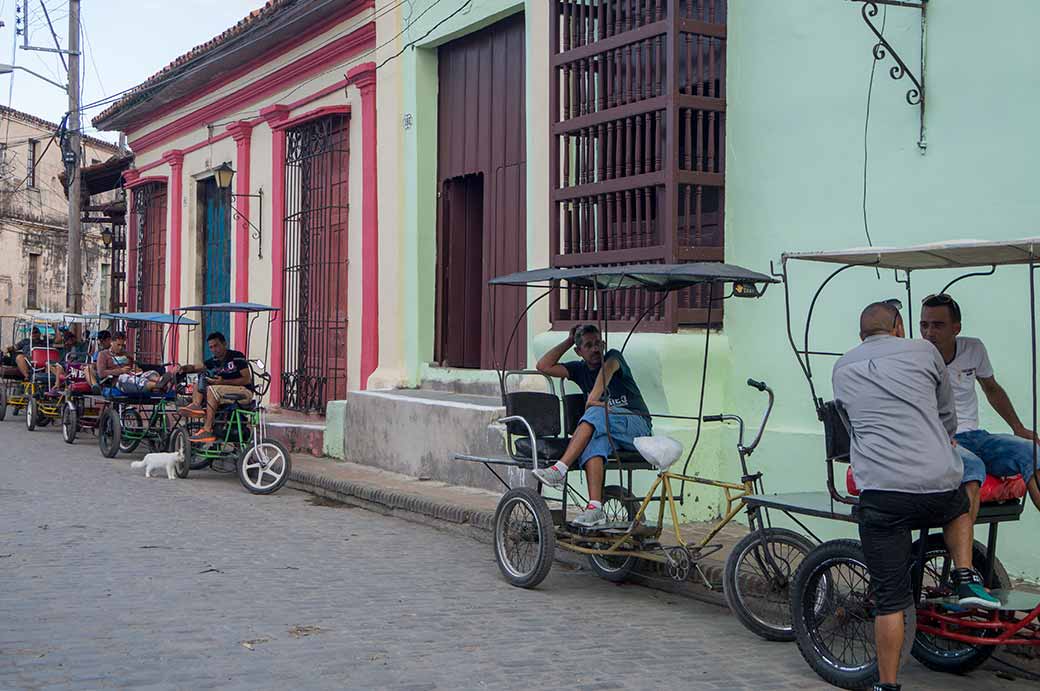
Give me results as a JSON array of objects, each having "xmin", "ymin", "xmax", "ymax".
[
  {"xmin": 263, "ymin": 409, "xmax": 326, "ymax": 457},
  {"xmin": 338, "ymin": 388, "xmax": 509, "ymax": 492}
]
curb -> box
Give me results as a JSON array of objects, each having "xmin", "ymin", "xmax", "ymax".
[{"xmin": 288, "ymin": 467, "xmax": 728, "ymax": 608}]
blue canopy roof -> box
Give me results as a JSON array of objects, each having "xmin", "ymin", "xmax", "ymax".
[
  {"xmin": 176, "ymin": 302, "xmax": 278, "ymax": 313},
  {"xmin": 102, "ymin": 312, "xmax": 199, "ymax": 325}
]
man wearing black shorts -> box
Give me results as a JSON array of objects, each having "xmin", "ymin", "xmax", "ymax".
[{"xmin": 832, "ymin": 301, "xmax": 998, "ymax": 691}]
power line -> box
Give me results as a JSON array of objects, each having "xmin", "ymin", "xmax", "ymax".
[{"xmin": 80, "ymin": 0, "xmax": 415, "ymax": 120}]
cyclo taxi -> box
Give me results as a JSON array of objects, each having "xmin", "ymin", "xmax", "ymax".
[
  {"xmin": 455, "ymin": 263, "xmax": 818, "ymax": 640},
  {"xmin": 168, "ymin": 302, "xmax": 291, "ymax": 495},
  {"xmin": 95, "ymin": 312, "xmax": 197, "ymax": 457},
  {"xmin": 743, "ymin": 238, "xmax": 1040, "ymax": 689},
  {"xmin": 0, "ymin": 313, "xmax": 52, "ymax": 421},
  {"xmin": 16, "ymin": 313, "xmax": 76, "ymax": 432}
]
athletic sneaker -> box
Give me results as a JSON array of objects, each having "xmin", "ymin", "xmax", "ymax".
[
  {"xmin": 572, "ymin": 506, "xmax": 607, "ymax": 528},
  {"xmin": 953, "ymin": 568, "xmax": 1001, "ymax": 610},
  {"xmin": 532, "ymin": 465, "xmax": 565, "ymax": 488}
]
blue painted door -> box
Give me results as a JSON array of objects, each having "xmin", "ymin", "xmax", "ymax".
[{"xmin": 202, "ymin": 179, "xmax": 230, "ymax": 354}]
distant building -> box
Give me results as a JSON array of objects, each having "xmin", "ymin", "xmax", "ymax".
[{"xmin": 0, "ymin": 105, "xmax": 120, "ymax": 317}]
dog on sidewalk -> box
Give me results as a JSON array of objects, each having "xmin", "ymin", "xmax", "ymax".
[{"xmin": 130, "ymin": 450, "xmax": 182, "ymax": 479}]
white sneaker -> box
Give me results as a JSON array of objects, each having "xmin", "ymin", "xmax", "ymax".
[
  {"xmin": 532, "ymin": 465, "xmax": 565, "ymax": 488},
  {"xmin": 573, "ymin": 506, "xmax": 607, "ymax": 528}
]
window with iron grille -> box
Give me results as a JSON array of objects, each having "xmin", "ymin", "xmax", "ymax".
[
  {"xmin": 550, "ymin": 0, "xmax": 726, "ymax": 331},
  {"xmin": 26, "ymin": 139, "xmax": 37, "ymax": 189},
  {"xmin": 281, "ymin": 114, "xmax": 350, "ymax": 413},
  {"xmin": 133, "ymin": 183, "xmax": 167, "ymax": 363},
  {"xmin": 26, "ymin": 252, "xmax": 39, "ymax": 309}
]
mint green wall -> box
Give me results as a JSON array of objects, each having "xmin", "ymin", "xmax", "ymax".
[
  {"xmin": 396, "ymin": 1, "xmax": 525, "ymax": 386},
  {"xmin": 725, "ymin": 1, "xmax": 1040, "ymax": 581}
]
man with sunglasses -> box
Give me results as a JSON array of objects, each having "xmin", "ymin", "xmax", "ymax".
[
  {"xmin": 920, "ymin": 293, "xmax": 1040, "ymax": 520},
  {"xmin": 833, "ymin": 301, "xmax": 998, "ymax": 691},
  {"xmin": 533, "ymin": 324, "xmax": 652, "ymax": 528}
]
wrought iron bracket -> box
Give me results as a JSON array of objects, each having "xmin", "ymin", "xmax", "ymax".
[
  {"xmin": 230, "ymin": 187, "xmax": 264, "ymax": 259},
  {"xmin": 850, "ymin": 0, "xmax": 928, "ymax": 152}
]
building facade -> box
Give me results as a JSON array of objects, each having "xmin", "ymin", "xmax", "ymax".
[
  {"xmin": 93, "ymin": 0, "xmax": 379, "ymax": 413},
  {"xmin": 0, "ymin": 106, "xmax": 119, "ymax": 318}
]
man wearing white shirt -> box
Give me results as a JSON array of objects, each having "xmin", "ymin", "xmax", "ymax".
[{"xmin": 920, "ymin": 293, "xmax": 1040, "ymax": 522}]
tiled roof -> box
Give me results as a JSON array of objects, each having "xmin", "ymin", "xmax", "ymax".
[
  {"xmin": 94, "ymin": 0, "xmax": 297, "ymax": 125},
  {"xmin": 0, "ymin": 105, "xmax": 119, "ymax": 153}
]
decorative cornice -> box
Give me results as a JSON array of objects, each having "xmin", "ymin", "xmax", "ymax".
[
  {"xmin": 259, "ymin": 103, "xmax": 291, "ymax": 126},
  {"xmin": 161, "ymin": 149, "xmax": 185, "ymax": 167},
  {"xmin": 227, "ymin": 121, "xmax": 255, "ymax": 143},
  {"xmin": 346, "ymin": 61, "xmax": 376, "ymax": 95}
]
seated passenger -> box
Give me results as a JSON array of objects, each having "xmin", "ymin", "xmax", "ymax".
[
  {"xmin": 85, "ymin": 330, "xmax": 112, "ymax": 390},
  {"xmin": 5, "ymin": 327, "xmax": 47, "ymax": 379},
  {"xmin": 175, "ymin": 331, "xmax": 253, "ymax": 443},
  {"xmin": 49, "ymin": 329, "xmax": 88, "ymax": 384},
  {"xmin": 920, "ymin": 294, "xmax": 1040, "ymax": 519},
  {"xmin": 532, "ymin": 324, "xmax": 652, "ymax": 528},
  {"xmin": 95, "ymin": 331, "xmax": 170, "ymax": 395}
]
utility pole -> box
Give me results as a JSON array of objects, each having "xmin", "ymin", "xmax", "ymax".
[{"xmin": 66, "ymin": 0, "xmax": 82, "ymax": 314}]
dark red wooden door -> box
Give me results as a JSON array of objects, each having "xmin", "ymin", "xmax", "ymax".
[{"xmin": 435, "ymin": 12, "xmax": 527, "ymax": 370}]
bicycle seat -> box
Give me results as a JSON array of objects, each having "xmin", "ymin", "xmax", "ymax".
[{"xmin": 633, "ymin": 435, "xmax": 684, "ymax": 470}]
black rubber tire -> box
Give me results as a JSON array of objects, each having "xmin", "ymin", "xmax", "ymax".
[
  {"xmin": 25, "ymin": 396, "xmax": 37, "ymax": 431},
  {"xmin": 493, "ymin": 486, "xmax": 556, "ymax": 588},
  {"xmin": 0, "ymin": 385, "xmax": 7, "ymax": 421},
  {"xmin": 169, "ymin": 427, "xmax": 191, "ymax": 479},
  {"xmin": 791, "ymin": 539, "xmax": 915, "ymax": 690},
  {"xmin": 724, "ymin": 527, "xmax": 816, "ymax": 642},
  {"xmin": 118, "ymin": 407, "xmax": 143, "ymax": 453},
  {"xmin": 98, "ymin": 408, "xmax": 121, "ymax": 458},
  {"xmin": 587, "ymin": 485, "xmax": 638, "ymax": 582},
  {"xmin": 237, "ymin": 440, "xmax": 291, "ymax": 495},
  {"xmin": 911, "ymin": 535, "xmax": 1010, "ymax": 674},
  {"xmin": 61, "ymin": 402, "xmax": 78, "ymax": 444}
]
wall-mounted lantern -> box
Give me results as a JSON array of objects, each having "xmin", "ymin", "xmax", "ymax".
[{"xmin": 214, "ymin": 162, "xmax": 265, "ymax": 258}]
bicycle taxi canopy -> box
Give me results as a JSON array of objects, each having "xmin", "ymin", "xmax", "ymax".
[
  {"xmin": 749, "ymin": 238, "xmax": 1040, "ymax": 573},
  {"xmin": 174, "ymin": 302, "xmax": 278, "ymax": 370}
]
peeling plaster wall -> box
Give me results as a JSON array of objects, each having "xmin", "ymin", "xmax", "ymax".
[{"xmin": 0, "ymin": 112, "xmax": 119, "ymax": 316}]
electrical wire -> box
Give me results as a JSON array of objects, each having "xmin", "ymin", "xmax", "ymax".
[
  {"xmin": 375, "ymin": 0, "xmax": 470, "ymax": 70},
  {"xmin": 77, "ymin": 0, "xmax": 413, "ymax": 116},
  {"xmin": 861, "ymin": 5, "xmax": 886, "ymax": 251}
]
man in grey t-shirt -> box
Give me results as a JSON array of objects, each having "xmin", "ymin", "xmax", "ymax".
[{"xmin": 832, "ymin": 301, "xmax": 997, "ymax": 691}]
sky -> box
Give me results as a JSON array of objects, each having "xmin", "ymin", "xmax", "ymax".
[{"xmin": 0, "ymin": 0, "xmax": 267, "ymax": 143}]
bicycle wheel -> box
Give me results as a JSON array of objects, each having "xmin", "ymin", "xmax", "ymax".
[
  {"xmin": 119, "ymin": 407, "xmax": 143, "ymax": 453},
  {"xmin": 61, "ymin": 401, "xmax": 78, "ymax": 444},
  {"xmin": 237, "ymin": 440, "xmax": 291, "ymax": 495},
  {"xmin": 0, "ymin": 384, "xmax": 7, "ymax": 421},
  {"xmin": 791, "ymin": 539, "xmax": 914, "ymax": 690},
  {"xmin": 98, "ymin": 408, "xmax": 121, "ymax": 458},
  {"xmin": 493, "ymin": 487, "xmax": 555, "ymax": 588},
  {"xmin": 724, "ymin": 527, "xmax": 815, "ymax": 641},
  {"xmin": 587, "ymin": 485, "xmax": 638, "ymax": 582},
  {"xmin": 911, "ymin": 535, "xmax": 1009, "ymax": 674}
]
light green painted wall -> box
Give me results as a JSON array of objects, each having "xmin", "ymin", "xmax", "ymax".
[{"xmin": 725, "ymin": 0, "xmax": 1040, "ymax": 581}]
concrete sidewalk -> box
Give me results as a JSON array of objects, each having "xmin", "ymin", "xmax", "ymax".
[{"xmin": 288, "ymin": 454, "xmax": 1040, "ymax": 678}]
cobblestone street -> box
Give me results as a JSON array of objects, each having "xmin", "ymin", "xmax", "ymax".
[{"xmin": 0, "ymin": 427, "xmax": 1023, "ymax": 690}]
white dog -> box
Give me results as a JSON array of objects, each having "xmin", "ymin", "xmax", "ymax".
[{"xmin": 130, "ymin": 450, "xmax": 181, "ymax": 479}]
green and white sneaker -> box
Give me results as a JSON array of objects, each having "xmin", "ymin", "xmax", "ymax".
[
  {"xmin": 532, "ymin": 465, "xmax": 565, "ymax": 488},
  {"xmin": 953, "ymin": 568, "xmax": 1001, "ymax": 610},
  {"xmin": 572, "ymin": 505, "xmax": 606, "ymax": 528}
]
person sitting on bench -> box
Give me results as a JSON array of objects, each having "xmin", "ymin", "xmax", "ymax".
[
  {"xmin": 175, "ymin": 331, "xmax": 253, "ymax": 444},
  {"xmin": 95, "ymin": 331, "xmax": 169, "ymax": 395},
  {"xmin": 920, "ymin": 293, "xmax": 1040, "ymax": 521},
  {"xmin": 833, "ymin": 301, "xmax": 998, "ymax": 691},
  {"xmin": 84, "ymin": 330, "xmax": 112, "ymax": 391},
  {"xmin": 533, "ymin": 324, "xmax": 652, "ymax": 528},
  {"xmin": 4, "ymin": 327, "xmax": 46, "ymax": 379}
]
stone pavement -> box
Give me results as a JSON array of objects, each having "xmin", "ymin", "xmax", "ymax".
[{"xmin": 0, "ymin": 428, "xmax": 1033, "ymax": 689}]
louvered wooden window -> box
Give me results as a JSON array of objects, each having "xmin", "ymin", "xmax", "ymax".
[{"xmin": 550, "ymin": 0, "xmax": 726, "ymax": 331}]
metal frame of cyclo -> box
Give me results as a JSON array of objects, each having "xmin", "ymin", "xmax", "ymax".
[{"xmin": 778, "ymin": 245, "xmax": 1040, "ymax": 646}]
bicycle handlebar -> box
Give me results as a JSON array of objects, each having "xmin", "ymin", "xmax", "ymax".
[
  {"xmin": 746, "ymin": 378, "xmax": 767, "ymax": 392},
  {"xmin": 699, "ymin": 379, "xmax": 775, "ymax": 454}
]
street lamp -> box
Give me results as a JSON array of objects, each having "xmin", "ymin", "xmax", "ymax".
[
  {"xmin": 0, "ymin": 63, "xmax": 67, "ymax": 92},
  {"xmin": 100, "ymin": 227, "xmax": 112, "ymax": 247},
  {"xmin": 213, "ymin": 162, "xmax": 264, "ymax": 259}
]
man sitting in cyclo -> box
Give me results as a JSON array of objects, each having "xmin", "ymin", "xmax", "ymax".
[
  {"xmin": 94, "ymin": 331, "xmax": 172, "ymax": 395},
  {"xmin": 3, "ymin": 326, "xmax": 47, "ymax": 379},
  {"xmin": 174, "ymin": 331, "xmax": 253, "ymax": 444},
  {"xmin": 84, "ymin": 330, "xmax": 112, "ymax": 391},
  {"xmin": 533, "ymin": 324, "xmax": 652, "ymax": 528},
  {"xmin": 920, "ymin": 293, "xmax": 1040, "ymax": 520},
  {"xmin": 834, "ymin": 301, "xmax": 998, "ymax": 691}
]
